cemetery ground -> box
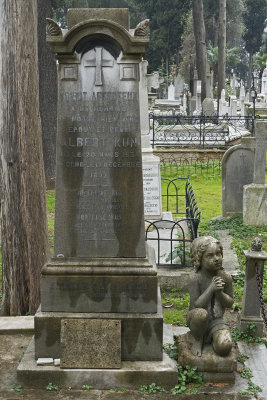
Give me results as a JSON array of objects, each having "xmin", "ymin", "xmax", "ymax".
[{"xmin": 0, "ymin": 164, "xmax": 266, "ymax": 399}]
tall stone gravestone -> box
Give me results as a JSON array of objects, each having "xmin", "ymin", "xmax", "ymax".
[
  {"xmin": 261, "ymin": 62, "xmax": 267, "ymax": 102},
  {"xmin": 140, "ymin": 60, "xmax": 162, "ymax": 220},
  {"xmin": 219, "ymin": 89, "xmax": 228, "ymax": 116},
  {"xmin": 222, "ymin": 137, "xmax": 255, "ymax": 217},
  {"xmin": 17, "ymin": 9, "xmax": 177, "ymax": 389},
  {"xmin": 167, "ymin": 82, "xmax": 175, "ymax": 100},
  {"xmin": 243, "ymin": 121, "xmax": 267, "ymax": 226}
]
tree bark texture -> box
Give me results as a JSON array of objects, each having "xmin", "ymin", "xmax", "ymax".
[
  {"xmin": 37, "ymin": 0, "xmax": 57, "ymax": 189},
  {"xmin": 192, "ymin": 0, "xmax": 207, "ymax": 102},
  {"xmin": 0, "ymin": 0, "xmax": 49, "ymax": 315},
  {"xmin": 218, "ymin": 0, "xmax": 226, "ymax": 102}
]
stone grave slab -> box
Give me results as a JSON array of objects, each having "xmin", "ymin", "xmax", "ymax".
[{"xmin": 60, "ymin": 319, "xmax": 121, "ymax": 369}]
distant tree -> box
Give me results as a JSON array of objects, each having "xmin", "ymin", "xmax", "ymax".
[
  {"xmin": 225, "ymin": 0, "xmax": 245, "ymax": 47},
  {"xmin": 179, "ymin": 13, "xmax": 196, "ymax": 86},
  {"xmin": 207, "ymin": 45, "xmax": 240, "ymax": 88},
  {"xmin": 51, "ymin": 0, "xmax": 191, "ymax": 74},
  {"xmin": 204, "ymin": 0, "xmax": 245, "ymax": 48},
  {"xmin": 124, "ymin": 0, "xmax": 192, "ymax": 73},
  {"xmin": 0, "ymin": 0, "xmax": 49, "ymax": 315},
  {"xmin": 243, "ymin": 0, "xmax": 267, "ymax": 87},
  {"xmin": 51, "ymin": 0, "xmax": 144, "ymax": 28},
  {"xmin": 254, "ymin": 52, "xmax": 267, "ymax": 90},
  {"xmin": 192, "ymin": 0, "xmax": 207, "ymax": 101}
]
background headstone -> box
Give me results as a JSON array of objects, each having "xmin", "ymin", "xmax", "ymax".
[
  {"xmin": 168, "ymin": 83, "xmax": 175, "ymax": 100},
  {"xmin": 194, "ymin": 80, "xmax": 202, "ymax": 114},
  {"xmin": 140, "ymin": 60, "xmax": 162, "ymax": 219},
  {"xmin": 219, "ymin": 89, "xmax": 228, "ymax": 116},
  {"xmin": 253, "ymin": 122, "xmax": 267, "ymax": 184},
  {"xmin": 261, "ymin": 62, "xmax": 267, "ymax": 102},
  {"xmin": 243, "ymin": 121, "xmax": 267, "ymax": 226},
  {"xmin": 222, "ymin": 137, "xmax": 255, "ymax": 216},
  {"xmin": 202, "ymin": 97, "xmax": 216, "ymax": 116},
  {"xmin": 229, "ymin": 95, "xmax": 237, "ymax": 117}
]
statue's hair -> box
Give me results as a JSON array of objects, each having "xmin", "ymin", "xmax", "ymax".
[{"xmin": 190, "ymin": 236, "xmax": 223, "ymax": 272}]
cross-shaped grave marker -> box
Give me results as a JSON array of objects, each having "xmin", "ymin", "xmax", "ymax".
[{"xmin": 84, "ymin": 47, "xmax": 114, "ymax": 86}]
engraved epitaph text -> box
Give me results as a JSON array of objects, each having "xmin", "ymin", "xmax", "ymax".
[{"xmin": 54, "ymin": 45, "xmax": 146, "ymax": 258}]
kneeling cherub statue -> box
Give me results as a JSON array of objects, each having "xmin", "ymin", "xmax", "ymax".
[{"xmin": 186, "ymin": 236, "xmax": 234, "ymax": 357}]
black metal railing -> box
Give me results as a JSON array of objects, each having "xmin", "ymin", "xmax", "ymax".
[
  {"xmin": 186, "ymin": 180, "xmax": 202, "ymax": 240},
  {"xmin": 159, "ymin": 155, "xmax": 222, "ymax": 176},
  {"xmin": 150, "ymin": 113, "xmax": 254, "ymax": 148},
  {"xmin": 145, "ymin": 177, "xmax": 201, "ymax": 268},
  {"xmin": 162, "ymin": 177, "xmax": 188, "ymax": 215}
]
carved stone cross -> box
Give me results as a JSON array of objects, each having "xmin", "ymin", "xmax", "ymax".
[{"xmin": 84, "ymin": 47, "xmax": 114, "ymax": 86}]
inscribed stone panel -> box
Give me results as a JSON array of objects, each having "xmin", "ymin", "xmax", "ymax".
[
  {"xmin": 54, "ymin": 44, "xmax": 146, "ymax": 258},
  {"xmin": 60, "ymin": 319, "xmax": 121, "ymax": 368}
]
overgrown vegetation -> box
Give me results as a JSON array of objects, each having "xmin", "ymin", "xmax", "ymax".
[
  {"xmin": 232, "ymin": 322, "xmax": 267, "ymax": 345},
  {"xmin": 161, "ymin": 288, "xmax": 190, "ymax": 326},
  {"xmin": 45, "ymin": 382, "xmax": 59, "ymax": 391},
  {"xmin": 138, "ymin": 361, "xmax": 203, "ymax": 395},
  {"xmin": 171, "ymin": 364, "xmax": 203, "ymax": 395},
  {"xmin": 139, "ymin": 383, "xmax": 165, "ymax": 394},
  {"xmin": 12, "ymin": 383, "xmax": 23, "ymax": 393}
]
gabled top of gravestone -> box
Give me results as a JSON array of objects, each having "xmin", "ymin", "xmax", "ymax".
[
  {"xmin": 46, "ymin": 9, "xmax": 149, "ymax": 58},
  {"xmin": 68, "ymin": 8, "xmax": 129, "ymax": 30}
]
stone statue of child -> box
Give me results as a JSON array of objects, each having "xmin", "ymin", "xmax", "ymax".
[{"xmin": 187, "ymin": 236, "xmax": 234, "ymax": 357}]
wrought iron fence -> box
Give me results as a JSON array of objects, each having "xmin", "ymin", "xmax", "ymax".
[
  {"xmin": 145, "ymin": 177, "xmax": 201, "ymax": 268},
  {"xmin": 159, "ymin": 155, "xmax": 222, "ymax": 176},
  {"xmin": 150, "ymin": 113, "xmax": 254, "ymax": 148}
]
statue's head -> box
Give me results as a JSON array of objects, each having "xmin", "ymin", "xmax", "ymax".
[{"xmin": 190, "ymin": 236, "xmax": 223, "ymax": 272}]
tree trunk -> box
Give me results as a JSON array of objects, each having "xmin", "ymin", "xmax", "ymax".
[
  {"xmin": 0, "ymin": 0, "xmax": 49, "ymax": 315},
  {"xmin": 248, "ymin": 52, "xmax": 253, "ymax": 92},
  {"xmin": 218, "ymin": 0, "xmax": 226, "ymax": 105},
  {"xmin": 38, "ymin": 0, "xmax": 57, "ymax": 189},
  {"xmin": 192, "ymin": 0, "xmax": 207, "ymax": 102}
]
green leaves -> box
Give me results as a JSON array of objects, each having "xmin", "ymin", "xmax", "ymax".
[
  {"xmin": 139, "ymin": 382, "xmax": 165, "ymax": 393},
  {"xmin": 232, "ymin": 322, "xmax": 267, "ymax": 345},
  {"xmin": 12, "ymin": 384, "xmax": 23, "ymax": 393},
  {"xmin": 171, "ymin": 364, "xmax": 203, "ymax": 394},
  {"xmin": 46, "ymin": 382, "xmax": 59, "ymax": 391},
  {"xmin": 243, "ymin": 0, "xmax": 267, "ymax": 55}
]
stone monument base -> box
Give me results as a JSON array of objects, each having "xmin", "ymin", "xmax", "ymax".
[
  {"xmin": 176, "ymin": 333, "xmax": 237, "ymax": 383},
  {"xmin": 40, "ymin": 252, "xmax": 158, "ymax": 314},
  {"xmin": 243, "ymin": 183, "xmax": 267, "ymax": 227},
  {"xmin": 34, "ymin": 291, "xmax": 163, "ymax": 362},
  {"xmin": 17, "ymin": 338, "xmax": 178, "ymax": 390},
  {"xmin": 237, "ymin": 313, "xmax": 264, "ymax": 338}
]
